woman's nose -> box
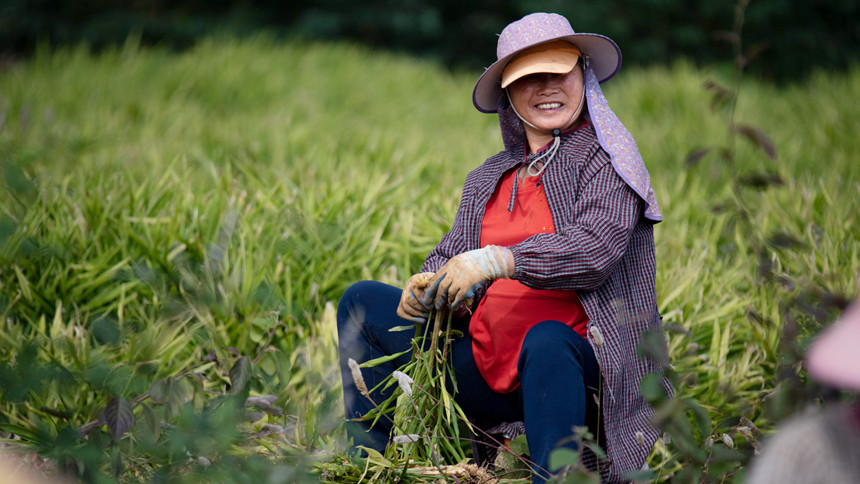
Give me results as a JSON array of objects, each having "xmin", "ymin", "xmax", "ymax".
[{"xmin": 536, "ymin": 74, "xmax": 562, "ymax": 92}]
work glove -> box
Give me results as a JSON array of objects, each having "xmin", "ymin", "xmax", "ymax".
[
  {"xmin": 424, "ymin": 245, "xmax": 512, "ymax": 311},
  {"xmin": 396, "ymin": 272, "xmax": 434, "ymax": 323}
]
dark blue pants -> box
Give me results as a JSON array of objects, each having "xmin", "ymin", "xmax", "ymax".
[{"xmin": 337, "ymin": 280, "xmax": 600, "ymax": 482}]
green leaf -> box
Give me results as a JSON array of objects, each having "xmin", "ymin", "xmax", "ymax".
[
  {"xmin": 358, "ymin": 349, "xmax": 410, "ymax": 368},
  {"xmin": 623, "ymin": 469, "xmax": 656, "ymax": 481},
  {"xmin": 103, "ymin": 396, "xmax": 135, "ymax": 442},
  {"xmin": 708, "ymin": 445, "xmax": 746, "ymax": 464},
  {"xmin": 150, "ymin": 378, "xmax": 189, "ymax": 419},
  {"xmin": 640, "ymin": 373, "xmax": 666, "ymax": 404},
  {"xmin": 149, "ymin": 379, "xmax": 169, "ymax": 403},
  {"xmin": 0, "ymin": 217, "xmax": 16, "ymax": 246},
  {"xmin": 229, "ymin": 356, "xmax": 252, "ymax": 395},
  {"xmin": 549, "ymin": 447, "xmax": 579, "ymax": 471},
  {"xmin": 714, "ymin": 416, "xmax": 742, "ymax": 433},
  {"xmin": 637, "ymin": 329, "xmax": 669, "ymax": 367},
  {"xmin": 561, "ymin": 470, "xmax": 601, "ymax": 484},
  {"xmin": 357, "ymin": 445, "xmax": 392, "ymax": 467},
  {"xmin": 140, "ymin": 402, "xmax": 160, "ymax": 443},
  {"xmin": 13, "ymin": 266, "xmax": 32, "ymax": 302},
  {"xmin": 582, "ymin": 439, "xmax": 607, "ymax": 460},
  {"xmin": 92, "ymin": 317, "xmax": 121, "ymax": 345},
  {"xmin": 509, "ymin": 434, "xmax": 529, "ymax": 455},
  {"xmin": 689, "ymin": 400, "xmax": 713, "ymax": 438}
]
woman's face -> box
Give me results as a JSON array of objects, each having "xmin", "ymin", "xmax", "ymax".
[{"xmin": 507, "ymin": 66, "xmax": 585, "ymax": 135}]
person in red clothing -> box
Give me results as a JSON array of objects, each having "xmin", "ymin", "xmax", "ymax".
[{"xmin": 337, "ymin": 12, "xmax": 670, "ymax": 483}]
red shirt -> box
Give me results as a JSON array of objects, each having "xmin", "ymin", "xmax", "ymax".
[{"xmin": 470, "ymin": 166, "xmax": 589, "ymax": 393}]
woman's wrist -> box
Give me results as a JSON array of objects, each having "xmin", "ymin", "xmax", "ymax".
[
  {"xmin": 471, "ymin": 245, "xmax": 513, "ymax": 280},
  {"xmin": 501, "ymin": 247, "xmax": 515, "ymax": 278}
]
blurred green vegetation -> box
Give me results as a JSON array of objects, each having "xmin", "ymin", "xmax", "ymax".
[
  {"xmin": 1, "ymin": 0, "xmax": 859, "ymax": 82},
  {"xmin": 0, "ymin": 34, "xmax": 858, "ymax": 481}
]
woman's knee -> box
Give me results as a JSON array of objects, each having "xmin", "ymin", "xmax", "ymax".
[
  {"xmin": 519, "ymin": 320, "xmax": 593, "ymax": 371},
  {"xmin": 521, "ymin": 320, "xmax": 579, "ymax": 351},
  {"xmin": 337, "ymin": 280, "xmax": 387, "ymax": 331},
  {"xmin": 336, "ymin": 280, "xmax": 406, "ymax": 356},
  {"xmin": 519, "ymin": 321, "xmax": 599, "ymax": 385}
]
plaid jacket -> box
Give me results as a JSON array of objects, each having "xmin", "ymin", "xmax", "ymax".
[{"xmin": 421, "ymin": 125, "xmax": 669, "ymax": 483}]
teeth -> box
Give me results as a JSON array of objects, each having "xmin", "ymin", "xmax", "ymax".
[{"xmin": 536, "ymin": 102, "xmax": 562, "ymax": 110}]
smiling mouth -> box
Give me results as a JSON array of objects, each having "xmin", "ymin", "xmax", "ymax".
[{"xmin": 535, "ymin": 102, "xmax": 563, "ymax": 110}]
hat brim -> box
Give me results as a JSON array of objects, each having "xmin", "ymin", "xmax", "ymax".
[
  {"xmin": 806, "ymin": 296, "xmax": 860, "ymax": 391},
  {"xmin": 500, "ymin": 41, "xmax": 581, "ymax": 89},
  {"xmin": 472, "ymin": 33, "xmax": 621, "ymax": 114}
]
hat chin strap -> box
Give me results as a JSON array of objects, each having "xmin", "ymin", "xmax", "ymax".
[{"xmin": 504, "ymin": 80, "xmax": 585, "ymax": 179}]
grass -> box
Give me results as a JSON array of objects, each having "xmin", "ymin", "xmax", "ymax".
[{"xmin": 0, "ymin": 34, "xmax": 858, "ymax": 482}]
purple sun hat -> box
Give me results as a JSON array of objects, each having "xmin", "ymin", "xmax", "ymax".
[
  {"xmin": 472, "ymin": 12, "xmax": 621, "ymax": 113},
  {"xmin": 478, "ymin": 12, "xmax": 662, "ymax": 222}
]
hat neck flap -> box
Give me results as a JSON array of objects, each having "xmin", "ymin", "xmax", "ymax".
[
  {"xmin": 496, "ymin": 92, "xmax": 526, "ymax": 153},
  {"xmin": 583, "ymin": 62, "xmax": 661, "ymax": 221},
  {"xmin": 496, "ymin": 62, "xmax": 662, "ymax": 222}
]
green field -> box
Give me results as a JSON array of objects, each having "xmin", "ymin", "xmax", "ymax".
[{"xmin": 1, "ymin": 35, "xmax": 858, "ymax": 482}]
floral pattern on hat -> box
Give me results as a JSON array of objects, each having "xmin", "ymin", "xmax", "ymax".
[{"xmin": 496, "ymin": 13, "xmax": 575, "ymax": 60}]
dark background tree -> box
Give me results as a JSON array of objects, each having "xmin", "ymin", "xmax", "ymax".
[{"xmin": 2, "ymin": 0, "xmax": 858, "ymax": 82}]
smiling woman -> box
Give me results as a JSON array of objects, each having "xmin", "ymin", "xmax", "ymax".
[{"xmin": 336, "ymin": 12, "xmax": 671, "ymax": 484}]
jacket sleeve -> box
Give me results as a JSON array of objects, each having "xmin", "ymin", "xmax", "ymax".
[
  {"xmin": 421, "ymin": 176, "xmax": 473, "ymax": 273},
  {"xmin": 509, "ymin": 152, "xmax": 643, "ymax": 291}
]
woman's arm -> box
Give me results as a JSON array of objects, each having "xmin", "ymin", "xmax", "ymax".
[
  {"xmin": 421, "ymin": 170, "xmax": 499, "ymax": 314},
  {"xmin": 510, "ymin": 158, "xmax": 643, "ymax": 291},
  {"xmin": 421, "ymin": 178, "xmax": 474, "ymax": 273}
]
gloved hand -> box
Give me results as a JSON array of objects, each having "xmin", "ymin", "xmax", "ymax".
[
  {"xmin": 424, "ymin": 245, "xmax": 513, "ymax": 310},
  {"xmin": 396, "ymin": 272, "xmax": 434, "ymax": 322}
]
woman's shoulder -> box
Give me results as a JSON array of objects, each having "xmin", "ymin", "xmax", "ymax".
[
  {"xmin": 467, "ymin": 149, "xmax": 518, "ymax": 180},
  {"xmin": 576, "ymin": 122, "xmax": 599, "ymax": 142},
  {"xmin": 486, "ymin": 149, "xmax": 517, "ymax": 165},
  {"xmin": 560, "ymin": 123, "xmax": 611, "ymax": 169}
]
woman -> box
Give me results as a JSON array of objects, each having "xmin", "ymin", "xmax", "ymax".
[{"xmin": 337, "ymin": 12, "xmax": 670, "ymax": 483}]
